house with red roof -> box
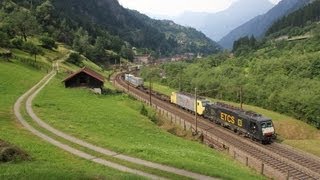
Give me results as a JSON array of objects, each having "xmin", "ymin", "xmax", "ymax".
[{"xmin": 62, "ymin": 67, "xmax": 105, "ymax": 92}]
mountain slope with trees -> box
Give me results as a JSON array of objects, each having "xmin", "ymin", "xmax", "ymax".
[
  {"xmin": 266, "ymin": 0, "xmax": 320, "ymax": 37},
  {"xmin": 219, "ymin": 0, "xmax": 312, "ymax": 49},
  {"xmin": 142, "ymin": 21, "xmax": 320, "ymax": 129},
  {"xmin": 1, "ymin": 0, "xmax": 220, "ymax": 66},
  {"xmin": 18, "ymin": 0, "xmax": 220, "ymax": 55}
]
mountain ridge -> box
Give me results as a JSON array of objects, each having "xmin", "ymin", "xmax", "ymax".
[
  {"xmin": 219, "ymin": 0, "xmax": 312, "ymax": 49},
  {"xmin": 9, "ymin": 0, "xmax": 220, "ymax": 57},
  {"xmin": 172, "ymin": 0, "xmax": 274, "ymax": 41}
]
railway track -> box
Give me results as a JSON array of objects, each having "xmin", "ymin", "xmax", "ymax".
[{"xmin": 115, "ymin": 72, "xmax": 320, "ymax": 180}]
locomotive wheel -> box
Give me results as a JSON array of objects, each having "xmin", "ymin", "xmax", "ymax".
[{"xmin": 233, "ymin": 128, "xmax": 238, "ymax": 133}]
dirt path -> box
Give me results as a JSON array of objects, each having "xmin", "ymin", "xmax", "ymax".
[
  {"xmin": 15, "ymin": 62, "xmax": 216, "ymax": 180},
  {"xmin": 14, "ymin": 70, "xmax": 164, "ymax": 179}
]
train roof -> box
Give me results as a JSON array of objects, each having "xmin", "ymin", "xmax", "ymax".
[
  {"xmin": 210, "ymin": 102, "xmax": 271, "ymax": 122},
  {"xmin": 175, "ymin": 92, "xmax": 208, "ymax": 101},
  {"xmin": 125, "ymin": 74, "xmax": 143, "ymax": 80}
]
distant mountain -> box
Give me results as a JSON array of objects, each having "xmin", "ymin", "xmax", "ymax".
[
  {"xmin": 173, "ymin": 0, "xmax": 274, "ymax": 41},
  {"xmin": 10, "ymin": 0, "xmax": 220, "ymax": 56},
  {"xmin": 219, "ymin": 0, "xmax": 312, "ymax": 49},
  {"xmin": 51, "ymin": 0, "xmax": 221, "ymax": 55},
  {"xmin": 129, "ymin": 10, "xmax": 221, "ymax": 55}
]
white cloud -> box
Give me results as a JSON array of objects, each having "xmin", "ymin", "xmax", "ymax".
[
  {"xmin": 118, "ymin": 0, "xmax": 282, "ymax": 16},
  {"xmin": 118, "ymin": 0, "xmax": 235, "ymax": 16},
  {"xmin": 269, "ymin": 0, "xmax": 281, "ymax": 4}
]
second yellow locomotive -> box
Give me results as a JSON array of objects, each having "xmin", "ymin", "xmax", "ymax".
[{"xmin": 170, "ymin": 92, "xmax": 210, "ymax": 115}]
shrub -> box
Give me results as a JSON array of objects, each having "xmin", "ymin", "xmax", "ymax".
[
  {"xmin": 66, "ymin": 52, "xmax": 82, "ymax": 66},
  {"xmin": 140, "ymin": 105, "xmax": 148, "ymax": 116},
  {"xmin": 0, "ymin": 140, "xmax": 30, "ymax": 163},
  {"xmin": 0, "ymin": 32, "xmax": 10, "ymax": 48},
  {"xmin": 23, "ymin": 42, "xmax": 43, "ymax": 61},
  {"xmin": 11, "ymin": 38, "xmax": 23, "ymax": 49},
  {"xmin": 40, "ymin": 36, "xmax": 57, "ymax": 49}
]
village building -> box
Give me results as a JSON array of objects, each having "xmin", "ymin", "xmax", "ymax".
[
  {"xmin": 134, "ymin": 55, "xmax": 151, "ymax": 64},
  {"xmin": 63, "ymin": 67, "xmax": 104, "ymax": 94}
]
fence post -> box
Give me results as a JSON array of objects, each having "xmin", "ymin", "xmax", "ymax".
[
  {"xmin": 261, "ymin": 163, "xmax": 264, "ymax": 175},
  {"xmin": 246, "ymin": 157, "xmax": 248, "ymax": 166},
  {"xmin": 286, "ymin": 170, "xmax": 290, "ymax": 180},
  {"xmin": 233, "ymin": 151, "xmax": 236, "ymax": 159}
]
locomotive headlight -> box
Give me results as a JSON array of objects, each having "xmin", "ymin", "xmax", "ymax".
[{"xmin": 262, "ymin": 127, "xmax": 275, "ymax": 136}]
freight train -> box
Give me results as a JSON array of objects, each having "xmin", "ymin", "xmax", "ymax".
[
  {"xmin": 123, "ymin": 75, "xmax": 276, "ymax": 144},
  {"xmin": 171, "ymin": 92, "xmax": 276, "ymax": 144},
  {"xmin": 124, "ymin": 74, "xmax": 144, "ymax": 87}
]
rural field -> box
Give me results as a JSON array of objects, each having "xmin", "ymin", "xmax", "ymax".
[
  {"xmin": 1, "ymin": 0, "xmax": 320, "ymax": 178},
  {"xmin": 31, "ymin": 72, "xmax": 264, "ymax": 179},
  {"xmin": 0, "ymin": 59, "xmax": 141, "ymax": 179}
]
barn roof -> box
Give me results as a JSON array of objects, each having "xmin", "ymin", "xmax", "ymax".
[{"xmin": 63, "ymin": 67, "xmax": 105, "ymax": 83}]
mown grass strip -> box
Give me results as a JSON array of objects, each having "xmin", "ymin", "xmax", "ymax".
[
  {"xmin": 33, "ymin": 75, "xmax": 264, "ymax": 180},
  {"xmin": 20, "ymin": 84, "xmax": 188, "ymax": 180},
  {"xmin": 0, "ymin": 60, "xmax": 139, "ymax": 179}
]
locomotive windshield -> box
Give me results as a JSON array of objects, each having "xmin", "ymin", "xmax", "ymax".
[
  {"xmin": 261, "ymin": 121, "xmax": 273, "ymax": 128},
  {"xmin": 202, "ymin": 100, "xmax": 210, "ymax": 106}
]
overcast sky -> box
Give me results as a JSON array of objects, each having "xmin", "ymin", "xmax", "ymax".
[{"xmin": 118, "ymin": 0, "xmax": 281, "ymax": 16}]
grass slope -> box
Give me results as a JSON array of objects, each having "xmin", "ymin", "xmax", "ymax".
[
  {"xmin": 0, "ymin": 59, "xmax": 140, "ymax": 179},
  {"xmin": 150, "ymin": 82, "xmax": 320, "ymax": 157},
  {"xmin": 32, "ymin": 74, "xmax": 264, "ymax": 180}
]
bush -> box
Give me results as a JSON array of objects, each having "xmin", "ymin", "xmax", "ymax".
[
  {"xmin": 0, "ymin": 49, "xmax": 12, "ymax": 61},
  {"xmin": 22, "ymin": 42, "xmax": 43, "ymax": 61},
  {"xmin": 0, "ymin": 32, "xmax": 10, "ymax": 48},
  {"xmin": 140, "ymin": 105, "xmax": 148, "ymax": 116},
  {"xmin": 0, "ymin": 140, "xmax": 30, "ymax": 163},
  {"xmin": 11, "ymin": 38, "xmax": 23, "ymax": 49},
  {"xmin": 66, "ymin": 52, "xmax": 82, "ymax": 66},
  {"xmin": 40, "ymin": 36, "xmax": 57, "ymax": 49}
]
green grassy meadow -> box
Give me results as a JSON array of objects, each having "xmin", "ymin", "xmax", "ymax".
[
  {"xmin": 150, "ymin": 82, "xmax": 320, "ymax": 157},
  {"xmin": 33, "ymin": 75, "xmax": 264, "ymax": 180},
  {"xmin": 0, "ymin": 59, "xmax": 141, "ymax": 179}
]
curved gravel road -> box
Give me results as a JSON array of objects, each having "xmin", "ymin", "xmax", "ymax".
[{"xmin": 15, "ymin": 63, "xmax": 216, "ymax": 180}]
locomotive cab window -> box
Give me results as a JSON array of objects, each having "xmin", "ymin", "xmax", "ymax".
[
  {"xmin": 261, "ymin": 121, "xmax": 273, "ymax": 128},
  {"xmin": 202, "ymin": 101, "xmax": 210, "ymax": 106}
]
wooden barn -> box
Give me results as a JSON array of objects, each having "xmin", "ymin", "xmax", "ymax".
[{"xmin": 63, "ymin": 67, "xmax": 104, "ymax": 90}]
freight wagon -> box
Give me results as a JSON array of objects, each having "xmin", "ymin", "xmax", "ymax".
[
  {"xmin": 170, "ymin": 92, "xmax": 210, "ymax": 115},
  {"xmin": 125, "ymin": 74, "xmax": 144, "ymax": 87}
]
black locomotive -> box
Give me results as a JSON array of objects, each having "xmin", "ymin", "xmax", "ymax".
[{"xmin": 203, "ymin": 102, "xmax": 276, "ymax": 144}]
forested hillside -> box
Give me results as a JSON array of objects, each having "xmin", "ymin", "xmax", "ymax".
[
  {"xmin": 266, "ymin": 0, "xmax": 320, "ymax": 37},
  {"xmin": 2, "ymin": 0, "xmax": 219, "ymax": 62},
  {"xmin": 141, "ymin": 24, "xmax": 320, "ymax": 129},
  {"xmin": 219, "ymin": 0, "xmax": 312, "ymax": 49}
]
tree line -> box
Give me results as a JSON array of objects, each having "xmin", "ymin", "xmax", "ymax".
[
  {"xmin": 141, "ymin": 35, "xmax": 320, "ymax": 129},
  {"xmin": 266, "ymin": 0, "xmax": 320, "ymax": 36}
]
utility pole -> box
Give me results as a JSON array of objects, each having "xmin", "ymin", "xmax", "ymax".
[
  {"xmin": 179, "ymin": 73, "xmax": 181, "ymax": 92},
  {"xmin": 240, "ymin": 86, "xmax": 242, "ymax": 109},
  {"xmin": 127, "ymin": 82, "xmax": 129, "ymax": 92},
  {"xmin": 149, "ymin": 77, "xmax": 152, "ymax": 106},
  {"xmin": 195, "ymin": 87, "xmax": 198, "ymax": 134}
]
